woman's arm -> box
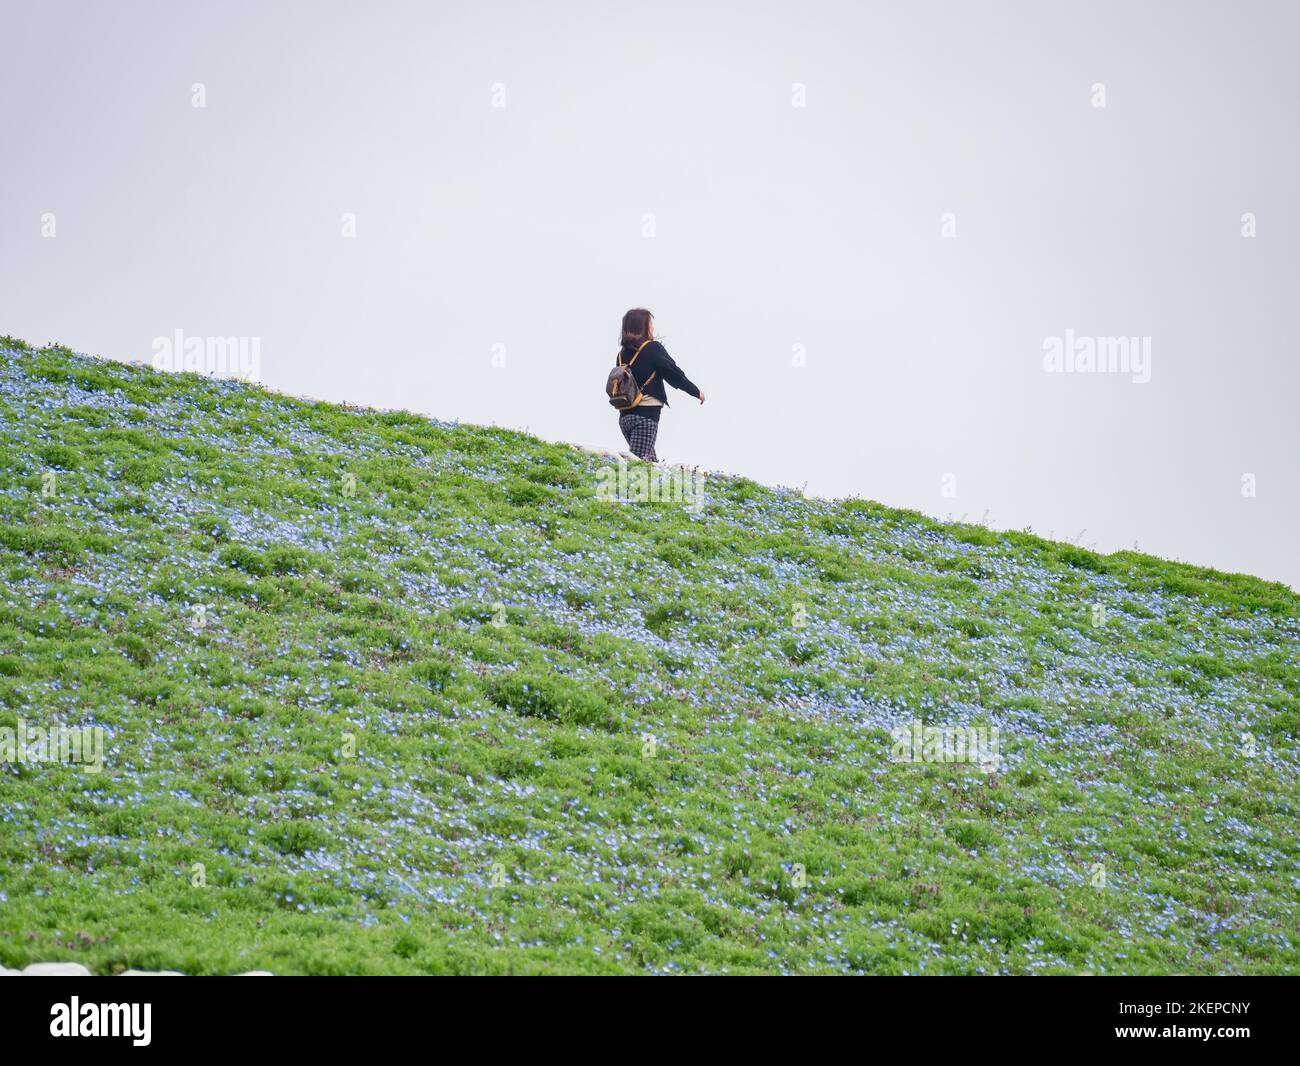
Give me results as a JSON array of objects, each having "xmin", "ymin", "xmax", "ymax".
[{"xmin": 652, "ymin": 343, "xmax": 702, "ymax": 399}]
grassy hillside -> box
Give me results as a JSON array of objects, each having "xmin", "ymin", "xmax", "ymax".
[{"xmin": 0, "ymin": 338, "xmax": 1297, "ymax": 975}]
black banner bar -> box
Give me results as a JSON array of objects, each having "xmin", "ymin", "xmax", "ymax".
[{"xmin": 0, "ymin": 976, "xmax": 1289, "ymax": 1053}]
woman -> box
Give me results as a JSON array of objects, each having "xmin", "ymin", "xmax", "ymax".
[{"xmin": 614, "ymin": 308, "xmax": 705, "ymax": 462}]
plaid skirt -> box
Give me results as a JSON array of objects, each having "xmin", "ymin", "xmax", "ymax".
[{"xmin": 618, "ymin": 411, "xmax": 659, "ymax": 462}]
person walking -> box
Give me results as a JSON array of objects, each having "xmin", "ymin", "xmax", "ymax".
[{"xmin": 605, "ymin": 308, "xmax": 704, "ymax": 463}]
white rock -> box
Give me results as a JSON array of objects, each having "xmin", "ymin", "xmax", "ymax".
[
  {"xmin": 238, "ymin": 970, "xmax": 274, "ymax": 976},
  {"xmin": 120, "ymin": 969, "xmax": 183, "ymax": 976},
  {"xmin": 22, "ymin": 962, "xmax": 93, "ymax": 976}
]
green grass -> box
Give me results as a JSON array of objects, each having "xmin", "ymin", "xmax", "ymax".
[{"xmin": 0, "ymin": 336, "xmax": 1296, "ymax": 974}]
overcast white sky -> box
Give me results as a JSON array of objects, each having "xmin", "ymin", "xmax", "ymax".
[{"xmin": 3, "ymin": 0, "xmax": 1297, "ymax": 587}]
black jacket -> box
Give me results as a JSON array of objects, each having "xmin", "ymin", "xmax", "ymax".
[{"xmin": 616, "ymin": 341, "xmax": 700, "ymax": 409}]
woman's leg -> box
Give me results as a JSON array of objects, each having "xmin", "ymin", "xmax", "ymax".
[{"xmin": 619, "ymin": 413, "xmax": 659, "ymax": 462}]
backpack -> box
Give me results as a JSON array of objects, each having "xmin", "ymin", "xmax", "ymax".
[{"xmin": 605, "ymin": 340, "xmax": 656, "ymax": 410}]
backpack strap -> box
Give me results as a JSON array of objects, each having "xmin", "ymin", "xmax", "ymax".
[{"xmin": 617, "ymin": 339, "xmax": 653, "ymax": 368}]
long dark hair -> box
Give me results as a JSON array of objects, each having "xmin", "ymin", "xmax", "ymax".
[{"xmin": 620, "ymin": 308, "xmax": 654, "ymax": 349}]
